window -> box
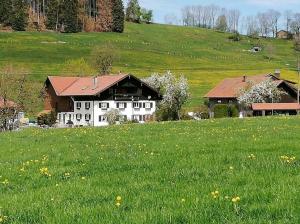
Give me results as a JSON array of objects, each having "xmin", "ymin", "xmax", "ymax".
[
  {"xmin": 85, "ymin": 102, "xmax": 91, "ymax": 110},
  {"xmin": 76, "ymin": 102, "xmax": 82, "ymax": 109},
  {"xmin": 76, "ymin": 114, "xmax": 82, "ymax": 121},
  {"xmin": 85, "ymin": 114, "xmax": 91, "ymax": 121},
  {"xmin": 117, "ymin": 102, "xmax": 127, "ymax": 109},
  {"xmin": 133, "ymin": 102, "xmax": 140, "ymax": 109},
  {"xmin": 132, "ymin": 115, "xmax": 140, "ymax": 121},
  {"xmin": 145, "ymin": 102, "xmax": 151, "ymax": 109},
  {"xmin": 99, "ymin": 115, "xmax": 107, "ymax": 122},
  {"xmin": 217, "ymin": 100, "xmax": 222, "ymax": 103},
  {"xmin": 119, "ymin": 115, "xmax": 127, "ymax": 122},
  {"xmin": 100, "ymin": 103, "xmax": 109, "ymax": 110},
  {"xmin": 58, "ymin": 114, "xmax": 62, "ymax": 122}
]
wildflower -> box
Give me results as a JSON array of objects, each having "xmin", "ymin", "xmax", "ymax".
[
  {"xmin": 229, "ymin": 166, "xmax": 234, "ymax": 170},
  {"xmin": 280, "ymin": 155, "xmax": 296, "ymax": 164},
  {"xmin": 116, "ymin": 202, "xmax": 121, "ymax": 207},
  {"xmin": 64, "ymin": 172, "xmax": 70, "ymax": 179},
  {"xmin": 116, "ymin": 196, "xmax": 122, "ymax": 201},
  {"xmin": 181, "ymin": 198, "xmax": 186, "ymax": 203},
  {"xmin": 0, "ymin": 215, "xmax": 8, "ymax": 223},
  {"xmin": 248, "ymin": 154, "xmax": 256, "ymax": 159},
  {"xmin": 232, "ymin": 196, "xmax": 241, "ymax": 203},
  {"xmin": 2, "ymin": 179, "xmax": 9, "ymax": 185},
  {"xmin": 40, "ymin": 167, "xmax": 51, "ymax": 177},
  {"xmin": 211, "ymin": 190, "xmax": 220, "ymax": 199},
  {"xmin": 20, "ymin": 167, "xmax": 25, "ymax": 172},
  {"xmin": 81, "ymin": 177, "xmax": 86, "ymax": 180}
]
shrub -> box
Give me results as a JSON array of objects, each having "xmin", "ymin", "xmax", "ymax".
[
  {"xmin": 228, "ymin": 104, "xmax": 239, "ymax": 117},
  {"xmin": 294, "ymin": 37, "xmax": 300, "ymax": 52},
  {"xmin": 228, "ymin": 32, "xmax": 241, "ymax": 41},
  {"xmin": 213, "ymin": 104, "xmax": 229, "ymax": 118},
  {"xmin": 37, "ymin": 111, "xmax": 56, "ymax": 126},
  {"xmin": 194, "ymin": 105, "xmax": 210, "ymax": 119}
]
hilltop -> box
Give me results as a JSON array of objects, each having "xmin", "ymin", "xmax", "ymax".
[{"xmin": 0, "ymin": 23, "xmax": 298, "ymax": 107}]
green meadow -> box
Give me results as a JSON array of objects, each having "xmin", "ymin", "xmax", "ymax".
[
  {"xmin": 0, "ymin": 23, "xmax": 299, "ymax": 108},
  {"xmin": 0, "ymin": 117, "xmax": 300, "ymax": 223}
]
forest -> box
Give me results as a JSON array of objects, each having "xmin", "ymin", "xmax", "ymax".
[{"xmin": 0, "ymin": 0, "xmax": 125, "ymax": 33}]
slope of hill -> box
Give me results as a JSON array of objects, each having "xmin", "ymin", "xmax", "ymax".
[
  {"xmin": 0, "ymin": 117, "xmax": 299, "ymax": 223},
  {"xmin": 0, "ymin": 23, "xmax": 299, "ymax": 107}
]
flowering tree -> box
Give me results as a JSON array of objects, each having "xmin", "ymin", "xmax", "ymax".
[
  {"xmin": 143, "ymin": 71, "xmax": 189, "ymax": 120},
  {"xmin": 105, "ymin": 109, "xmax": 120, "ymax": 125},
  {"xmin": 238, "ymin": 78, "xmax": 285, "ymax": 107}
]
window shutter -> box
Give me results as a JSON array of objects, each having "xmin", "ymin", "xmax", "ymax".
[
  {"xmin": 117, "ymin": 103, "xmax": 119, "ymax": 108},
  {"xmin": 107, "ymin": 103, "xmax": 109, "ymax": 108},
  {"xmin": 143, "ymin": 103, "xmax": 146, "ymax": 108},
  {"xmin": 150, "ymin": 103, "xmax": 153, "ymax": 108},
  {"xmin": 124, "ymin": 103, "xmax": 127, "ymax": 108},
  {"xmin": 139, "ymin": 103, "xmax": 142, "ymax": 108},
  {"xmin": 139, "ymin": 115, "xmax": 142, "ymax": 121}
]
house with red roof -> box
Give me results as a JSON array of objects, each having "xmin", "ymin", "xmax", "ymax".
[
  {"xmin": 205, "ymin": 71, "xmax": 300, "ymax": 116},
  {"xmin": 44, "ymin": 74, "xmax": 161, "ymax": 126}
]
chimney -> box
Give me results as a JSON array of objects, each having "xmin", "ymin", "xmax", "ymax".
[
  {"xmin": 274, "ymin": 69, "xmax": 281, "ymax": 78},
  {"xmin": 93, "ymin": 76, "xmax": 98, "ymax": 88},
  {"xmin": 243, "ymin": 75, "xmax": 247, "ymax": 82}
]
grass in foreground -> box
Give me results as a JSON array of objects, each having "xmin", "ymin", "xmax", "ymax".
[{"xmin": 0, "ymin": 117, "xmax": 300, "ymax": 223}]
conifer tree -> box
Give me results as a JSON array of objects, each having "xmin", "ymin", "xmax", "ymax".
[
  {"xmin": 11, "ymin": 0, "xmax": 28, "ymax": 31},
  {"xmin": 112, "ymin": 0, "xmax": 125, "ymax": 33},
  {"xmin": 46, "ymin": 0, "xmax": 61, "ymax": 31},
  {"xmin": 125, "ymin": 0, "xmax": 141, "ymax": 23},
  {"xmin": 0, "ymin": 0, "xmax": 12, "ymax": 26},
  {"xmin": 61, "ymin": 0, "xmax": 80, "ymax": 33}
]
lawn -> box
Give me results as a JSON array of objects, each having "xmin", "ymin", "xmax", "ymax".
[
  {"xmin": 0, "ymin": 23, "xmax": 300, "ymax": 110},
  {"xmin": 0, "ymin": 117, "xmax": 300, "ymax": 223}
]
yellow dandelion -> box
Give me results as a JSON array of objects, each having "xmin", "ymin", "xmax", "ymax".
[
  {"xmin": 116, "ymin": 202, "xmax": 121, "ymax": 207},
  {"xmin": 181, "ymin": 198, "xmax": 186, "ymax": 203},
  {"xmin": 116, "ymin": 196, "xmax": 122, "ymax": 201}
]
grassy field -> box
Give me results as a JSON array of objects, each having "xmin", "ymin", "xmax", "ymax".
[
  {"xmin": 1, "ymin": 23, "xmax": 300, "ymax": 109},
  {"xmin": 0, "ymin": 117, "xmax": 300, "ymax": 223}
]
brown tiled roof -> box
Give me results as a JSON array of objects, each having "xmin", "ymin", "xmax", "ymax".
[
  {"xmin": 205, "ymin": 74, "xmax": 284, "ymax": 98},
  {"xmin": 252, "ymin": 103, "xmax": 300, "ymax": 111},
  {"xmin": 0, "ymin": 97, "xmax": 17, "ymax": 108},
  {"xmin": 48, "ymin": 74, "xmax": 128, "ymax": 96}
]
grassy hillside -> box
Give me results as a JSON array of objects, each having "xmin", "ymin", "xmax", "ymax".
[
  {"xmin": 0, "ymin": 23, "xmax": 299, "ymax": 108},
  {"xmin": 0, "ymin": 117, "xmax": 300, "ymax": 223}
]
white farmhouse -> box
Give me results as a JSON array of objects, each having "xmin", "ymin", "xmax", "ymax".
[{"xmin": 44, "ymin": 74, "xmax": 161, "ymax": 126}]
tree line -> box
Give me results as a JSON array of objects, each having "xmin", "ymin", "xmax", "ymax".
[
  {"xmin": 179, "ymin": 4, "xmax": 300, "ymax": 38},
  {"xmin": 0, "ymin": 0, "xmax": 153, "ymax": 33}
]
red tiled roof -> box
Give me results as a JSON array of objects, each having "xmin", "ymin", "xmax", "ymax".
[
  {"xmin": 0, "ymin": 97, "xmax": 17, "ymax": 108},
  {"xmin": 205, "ymin": 74, "xmax": 285, "ymax": 98},
  {"xmin": 252, "ymin": 103, "xmax": 300, "ymax": 111},
  {"xmin": 48, "ymin": 74, "xmax": 128, "ymax": 96}
]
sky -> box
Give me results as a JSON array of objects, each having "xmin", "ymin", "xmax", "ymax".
[{"xmin": 132, "ymin": 0, "xmax": 300, "ymax": 27}]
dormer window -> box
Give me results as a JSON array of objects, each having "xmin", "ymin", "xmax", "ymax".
[
  {"xmin": 76, "ymin": 102, "xmax": 81, "ymax": 109},
  {"xmin": 85, "ymin": 102, "xmax": 91, "ymax": 110}
]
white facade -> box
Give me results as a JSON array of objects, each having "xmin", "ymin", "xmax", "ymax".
[{"xmin": 57, "ymin": 100, "xmax": 157, "ymax": 127}]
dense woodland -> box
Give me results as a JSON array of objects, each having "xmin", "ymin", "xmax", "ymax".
[{"xmin": 0, "ymin": 0, "xmax": 125, "ymax": 33}]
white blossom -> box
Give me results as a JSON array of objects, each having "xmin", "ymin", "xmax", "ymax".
[
  {"xmin": 238, "ymin": 78, "xmax": 285, "ymax": 107},
  {"xmin": 143, "ymin": 71, "xmax": 189, "ymax": 119}
]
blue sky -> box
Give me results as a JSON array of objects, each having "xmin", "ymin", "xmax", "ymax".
[{"xmin": 133, "ymin": 0, "xmax": 300, "ymax": 26}]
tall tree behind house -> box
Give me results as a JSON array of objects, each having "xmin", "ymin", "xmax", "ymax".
[
  {"xmin": 11, "ymin": 0, "xmax": 28, "ymax": 31},
  {"xmin": 0, "ymin": 0, "xmax": 12, "ymax": 26},
  {"xmin": 111, "ymin": 0, "xmax": 125, "ymax": 33}
]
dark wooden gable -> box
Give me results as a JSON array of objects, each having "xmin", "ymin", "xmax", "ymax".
[{"xmin": 75, "ymin": 75, "xmax": 161, "ymax": 101}]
